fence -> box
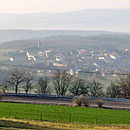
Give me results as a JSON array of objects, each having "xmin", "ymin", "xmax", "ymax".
[{"xmin": 4, "ymin": 93, "xmax": 73, "ymax": 98}]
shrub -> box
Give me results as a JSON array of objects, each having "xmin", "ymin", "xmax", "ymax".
[
  {"xmin": 82, "ymin": 97, "xmax": 89, "ymax": 107},
  {"xmin": 73, "ymin": 96, "xmax": 82, "ymax": 106},
  {"xmin": 73, "ymin": 95, "xmax": 89, "ymax": 107},
  {"xmin": 96, "ymin": 99, "xmax": 104, "ymax": 108}
]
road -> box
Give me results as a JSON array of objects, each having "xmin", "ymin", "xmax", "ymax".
[
  {"xmin": 1, "ymin": 96, "xmax": 130, "ymax": 110},
  {"xmin": 1, "ymin": 96, "xmax": 72, "ymax": 105}
]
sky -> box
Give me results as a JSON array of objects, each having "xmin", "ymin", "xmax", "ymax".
[{"xmin": 0, "ymin": 0, "xmax": 130, "ymax": 14}]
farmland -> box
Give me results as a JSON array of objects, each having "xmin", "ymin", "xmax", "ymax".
[{"xmin": 0, "ymin": 102, "xmax": 130, "ymax": 125}]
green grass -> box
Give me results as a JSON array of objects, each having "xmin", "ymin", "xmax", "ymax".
[{"xmin": 0, "ymin": 102, "xmax": 130, "ymax": 125}]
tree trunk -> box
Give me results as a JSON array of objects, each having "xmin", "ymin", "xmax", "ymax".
[{"xmin": 15, "ymin": 85, "xmax": 18, "ymax": 94}]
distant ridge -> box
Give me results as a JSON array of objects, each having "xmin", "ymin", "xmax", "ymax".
[{"xmin": 0, "ymin": 9, "xmax": 130, "ymax": 32}]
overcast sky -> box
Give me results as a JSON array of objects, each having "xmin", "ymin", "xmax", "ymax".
[{"xmin": 0, "ymin": 0, "xmax": 130, "ymax": 14}]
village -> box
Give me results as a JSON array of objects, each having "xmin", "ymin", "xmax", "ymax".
[{"xmin": 5, "ymin": 42, "xmax": 130, "ymax": 77}]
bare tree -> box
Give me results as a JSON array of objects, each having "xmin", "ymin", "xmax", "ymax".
[
  {"xmin": 36, "ymin": 77, "xmax": 51, "ymax": 94},
  {"xmin": 22, "ymin": 71, "xmax": 34, "ymax": 94},
  {"xmin": 70, "ymin": 78, "xmax": 89, "ymax": 96},
  {"xmin": 52, "ymin": 70, "xmax": 73, "ymax": 95},
  {"xmin": 106, "ymin": 82, "xmax": 121, "ymax": 98},
  {"xmin": 118, "ymin": 76, "xmax": 130, "ymax": 99},
  {"xmin": 88, "ymin": 80, "xmax": 104, "ymax": 97},
  {"xmin": 5, "ymin": 69, "xmax": 26, "ymax": 94}
]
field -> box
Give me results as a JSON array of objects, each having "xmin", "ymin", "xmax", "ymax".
[
  {"xmin": 0, "ymin": 119, "xmax": 57, "ymax": 130},
  {"xmin": 0, "ymin": 102, "xmax": 130, "ymax": 125},
  {"xmin": 1, "ymin": 118, "xmax": 130, "ymax": 130}
]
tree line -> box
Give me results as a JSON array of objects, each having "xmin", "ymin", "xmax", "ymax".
[{"xmin": 0, "ymin": 68, "xmax": 130, "ymax": 99}]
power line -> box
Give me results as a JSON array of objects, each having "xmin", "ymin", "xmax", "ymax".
[{"xmin": 0, "ymin": 62, "xmax": 130, "ymax": 76}]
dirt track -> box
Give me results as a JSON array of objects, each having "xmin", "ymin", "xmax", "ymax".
[
  {"xmin": 2, "ymin": 96, "xmax": 130, "ymax": 110},
  {"xmin": 1, "ymin": 96, "xmax": 72, "ymax": 105}
]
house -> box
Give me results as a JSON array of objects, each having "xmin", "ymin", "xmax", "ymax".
[
  {"xmin": 53, "ymin": 63, "xmax": 67, "ymax": 67},
  {"xmin": 55, "ymin": 53, "xmax": 65, "ymax": 62},
  {"xmin": 109, "ymin": 52, "xmax": 117, "ymax": 60},
  {"xmin": 26, "ymin": 51, "xmax": 36, "ymax": 61},
  {"xmin": 10, "ymin": 57, "xmax": 14, "ymax": 62}
]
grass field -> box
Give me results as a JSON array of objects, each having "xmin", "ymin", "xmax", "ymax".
[{"xmin": 0, "ymin": 102, "xmax": 130, "ymax": 125}]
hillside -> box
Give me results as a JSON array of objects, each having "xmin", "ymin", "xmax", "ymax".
[
  {"xmin": 1, "ymin": 34, "xmax": 130, "ymax": 50},
  {"xmin": 0, "ymin": 34, "xmax": 130, "ymax": 88},
  {"xmin": 0, "ymin": 29, "xmax": 121, "ymax": 43}
]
